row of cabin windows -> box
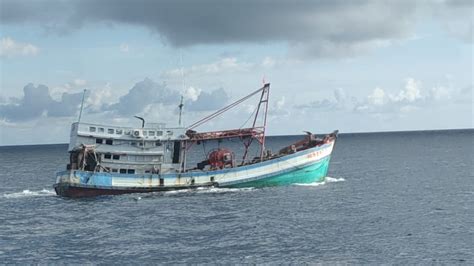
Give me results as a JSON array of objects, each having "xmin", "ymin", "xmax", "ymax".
[
  {"xmin": 89, "ymin": 126, "xmax": 168, "ymax": 137},
  {"xmin": 131, "ymin": 141, "xmax": 163, "ymax": 147},
  {"xmin": 96, "ymin": 138, "xmax": 164, "ymax": 147},
  {"xmin": 96, "ymin": 138, "xmax": 113, "ymax": 145},
  {"xmin": 103, "ymin": 154, "xmax": 120, "ymax": 160},
  {"xmin": 102, "ymin": 153, "xmax": 163, "ymax": 162},
  {"xmin": 104, "ymin": 167, "xmax": 135, "ymax": 174}
]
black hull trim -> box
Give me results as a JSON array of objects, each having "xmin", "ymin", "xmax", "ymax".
[{"xmin": 54, "ymin": 183, "xmax": 216, "ymax": 198}]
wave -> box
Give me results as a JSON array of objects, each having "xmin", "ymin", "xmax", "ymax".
[
  {"xmin": 294, "ymin": 176, "xmax": 345, "ymax": 187},
  {"xmin": 164, "ymin": 187, "xmax": 254, "ymax": 195},
  {"xmin": 326, "ymin": 176, "xmax": 346, "ymax": 183},
  {"xmin": 3, "ymin": 189, "xmax": 56, "ymax": 199}
]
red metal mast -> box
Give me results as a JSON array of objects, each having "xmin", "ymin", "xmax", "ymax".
[{"xmin": 186, "ymin": 83, "xmax": 271, "ymax": 164}]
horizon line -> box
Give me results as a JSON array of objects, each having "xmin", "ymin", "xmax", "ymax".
[{"xmin": 0, "ymin": 127, "xmax": 472, "ymax": 148}]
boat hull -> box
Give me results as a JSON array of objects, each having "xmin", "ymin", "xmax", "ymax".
[
  {"xmin": 54, "ymin": 139, "xmax": 336, "ymax": 198},
  {"xmin": 225, "ymin": 156, "xmax": 330, "ymax": 188}
]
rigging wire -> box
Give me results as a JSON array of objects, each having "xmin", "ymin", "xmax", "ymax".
[{"xmin": 239, "ymin": 103, "xmax": 260, "ymax": 130}]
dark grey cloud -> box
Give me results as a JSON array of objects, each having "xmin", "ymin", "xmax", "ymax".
[
  {"xmin": 0, "ymin": 83, "xmax": 84, "ymax": 121},
  {"xmin": 4, "ymin": 0, "xmax": 460, "ymax": 57},
  {"xmin": 108, "ymin": 78, "xmax": 180, "ymax": 115},
  {"xmin": 433, "ymin": 0, "xmax": 473, "ymax": 42},
  {"xmin": 186, "ymin": 88, "xmax": 229, "ymax": 111}
]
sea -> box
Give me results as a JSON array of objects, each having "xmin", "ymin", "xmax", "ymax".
[{"xmin": 0, "ymin": 129, "xmax": 472, "ymax": 264}]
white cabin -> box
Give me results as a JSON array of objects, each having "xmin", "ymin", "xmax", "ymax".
[{"xmin": 68, "ymin": 122, "xmax": 188, "ymax": 175}]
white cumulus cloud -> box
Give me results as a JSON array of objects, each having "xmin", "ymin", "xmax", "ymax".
[
  {"xmin": 0, "ymin": 37, "xmax": 39, "ymax": 57},
  {"xmin": 119, "ymin": 43, "xmax": 129, "ymax": 53}
]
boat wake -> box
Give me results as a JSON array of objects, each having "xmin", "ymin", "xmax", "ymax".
[
  {"xmin": 3, "ymin": 189, "xmax": 56, "ymax": 199},
  {"xmin": 294, "ymin": 176, "xmax": 346, "ymax": 187},
  {"xmin": 133, "ymin": 187, "xmax": 255, "ymax": 200},
  {"xmin": 164, "ymin": 187, "xmax": 255, "ymax": 195},
  {"xmin": 326, "ymin": 176, "xmax": 346, "ymax": 183}
]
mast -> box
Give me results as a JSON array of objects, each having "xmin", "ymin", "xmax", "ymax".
[
  {"xmin": 178, "ymin": 95, "xmax": 184, "ymax": 127},
  {"xmin": 241, "ymin": 83, "xmax": 270, "ymax": 162},
  {"xmin": 186, "ymin": 83, "xmax": 270, "ymax": 165},
  {"xmin": 77, "ymin": 89, "xmax": 86, "ymax": 123}
]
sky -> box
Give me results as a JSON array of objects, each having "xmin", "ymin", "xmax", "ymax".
[{"xmin": 0, "ymin": 0, "xmax": 473, "ymax": 145}]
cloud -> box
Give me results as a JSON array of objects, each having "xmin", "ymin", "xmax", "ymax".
[
  {"xmin": 296, "ymin": 78, "xmax": 472, "ymax": 116},
  {"xmin": 108, "ymin": 78, "xmax": 180, "ymax": 115},
  {"xmin": 186, "ymin": 88, "xmax": 230, "ymax": 111},
  {"xmin": 119, "ymin": 43, "xmax": 129, "ymax": 52},
  {"xmin": 432, "ymin": 0, "xmax": 473, "ymax": 42},
  {"xmin": 0, "ymin": 37, "xmax": 39, "ymax": 57},
  {"xmin": 0, "ymin": 78, "xmax": 230, "ymax": 122},
  {"xmin": 0, "ymin": 83, "xmax": 83, "ymax": 121},
  {"xmin": 163, "ymin": 57, "xmax": 253, "ymax": 79},
  {"xmin": 353, "ymin": 77, "xmax": 469, "ymax": 113},
  {"xmin": 296, "ymin": 88, "xmax": 349, "ymax": 110},
  {"xmin": 6, "ymin": 0, "xmax": 464, "ymax": 58},
  {"xmin": 183, "ymin": 86, "xmax": 200, "ymax": 101}
]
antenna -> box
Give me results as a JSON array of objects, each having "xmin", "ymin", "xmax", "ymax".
[
  {"xmin": 178, "ymin": 95, "xmax": 184, "ymax": 127},
  {"xmin": 134, "ymin": 116, "xmax": 145, "ymax": 128},
  {"xmin": 77, "ymin": 89, "xmax": 86, "ymax": 123},
  {"xmin": 179, "ymin": 51, "xmax": 187, "ymax": 127}
]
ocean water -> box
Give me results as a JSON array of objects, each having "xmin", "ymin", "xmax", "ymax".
[{"xmin": 0, "ymin": 129, "xmax": 472, "ymax": 264}]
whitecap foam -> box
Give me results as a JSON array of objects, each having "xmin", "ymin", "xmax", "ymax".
[
  {"xmin": 163, "ymin": 186, "xmax": 254, "ymax": 196},
  {"xmin": 294, "ymin": 181, "xmax": 327, "ymax": 186},
  {"xmin": 196, "ymin": 187, "xmax": 254, "ymax": 194},
  {"xmin": 326, "ymin": 176, "xmax": 346, "ymax": 183},
  {"xmin": 3, "ymin": 189, "xmax": 56, "ymax": 199},
  {"xmin": 294, "ymin": 176, "xmax": 345, "ymax": 187}
]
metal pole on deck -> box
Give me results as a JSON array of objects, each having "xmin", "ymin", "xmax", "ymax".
[
  {"xmin": 178, "ymin": 96, "xmax": 184, "ymax": 127},
  {"xmin": 77, "ymin": 89, "xmax": 86, "ymax": 123}
]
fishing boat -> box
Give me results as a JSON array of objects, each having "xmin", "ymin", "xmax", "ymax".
[{"xmin": 54, "ymin": 83, "xmax": 338, "ymax": 197}]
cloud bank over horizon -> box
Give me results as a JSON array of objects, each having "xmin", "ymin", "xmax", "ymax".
[
  {"xmin": 1, "ymin": 76, "xmax": 469, "ymax": 124},
  {"xmin": 0, "ymin": 78, "xmax": 232, "ymax": 123}
]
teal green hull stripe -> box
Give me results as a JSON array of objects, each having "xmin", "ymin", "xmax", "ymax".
[{"xmin": 224, "ymin": 156, "xmax": 331, "ymax": 188}]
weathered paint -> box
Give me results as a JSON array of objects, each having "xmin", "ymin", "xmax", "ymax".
[{"xmin": 54, "ymin": 139, "xmax": 336, "ymax": 197}]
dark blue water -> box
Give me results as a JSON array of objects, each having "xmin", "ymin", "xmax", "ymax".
[{"xmin": 0, "ymin": 130, "xmax": 472, "ymax": 264}]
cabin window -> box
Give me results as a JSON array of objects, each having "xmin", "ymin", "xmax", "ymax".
[
  {"xmin": 159, "ymin": 178, "xmax": 164, "ymax": 186},
  {"xmin": 149, "ymin": 131, "xmax": 155, "ymax": 136},
  {"xmin": 98, "ymin": 128, "xmax": 104, "ymax": 133},
  {"xmin": 156, "ymin": 131, "xmax": 163, "ymax": 136},
  {"xmin": 131, "ymin": 141, "xmax": 137, "ymax": 146},
  {"xmin": 105, "ymin": 139, "xmax": 113, "ymax": 145},
  {"xmin": 119, "ymin": 169, "xmax": 127, "ymax": 174},
  {"xmin": 96, "ymin": 138, "xmax": 103, "ymax": 144},
  {"xmin": 127, "ymin": 169, "xmax": 135, "ymax": 174},
  {"xmin": 139, "ymin": 142, "xmax": 143, "ymax": 146},
  {"xmin": 152, "ymin": 156, "xmax": 162, "ymax": 162},
  {"xmin": 108, "ymin": 128, "xmax": 114, "ymax": 134},
  {"xmin": 143, "ymin": 131, "xmax": 148, "ymax": 136},
  {"xmin": 167, "ymin": 131, "xmax": 173, "ymax": 136},
  {"xmin": 145, "ymin": 170, "xmax": 150, "ymax": 173},
  {"xmin": 155, "ymin": 141, "xmax": 162, "ymax": 147},
  {"xmin": 104, "ymin": 167, "xmax": 110, "ymax": 172},
  {"xmin": 111, "ymin": 169, "xmax": 118, "ymax": 173},
  {"xmin": 89, "ymin": 127, "xmax": 96, "ymax": 132},
  {"xmin": 136, "ymin": 156, "xmax": 144, "ymax": 162},
  {"xmin": 113, "ymin": 154, "xmax": 120, "ymax": 160},
  {"xmin": 124, "ymin": 130, "xmax": 131, "ymax": 135},
  {"xmin": 116, "ymin": 129, "xmax": 123, "ymax": 135},
  {"xmin": 127, "ymin": 155, "xmax": 136, "ymax": 161},
  {"xmin": 104, "ymin": 154, "xmax": 112, "ymax": 159}
]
